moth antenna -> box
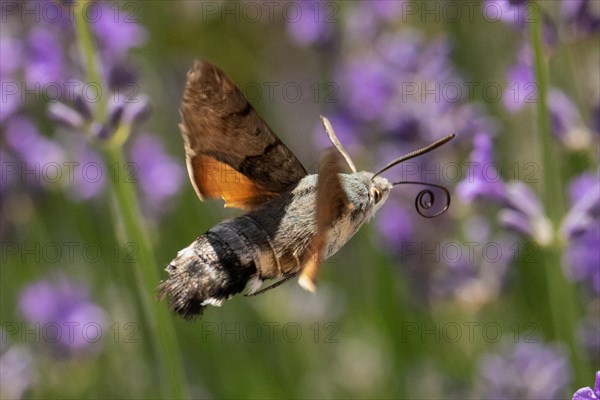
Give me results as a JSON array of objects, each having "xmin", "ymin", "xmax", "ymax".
[
  {"xmin": 320, "ymin": 116, "xmax": 357, "ymax": 173},
  {"xmin": 393, "ymin": 181, "xmax": 451, "ymax": 218},
  {"xmin": 372, "ymin": 134, "xmax": 456, "ymax": 179}
]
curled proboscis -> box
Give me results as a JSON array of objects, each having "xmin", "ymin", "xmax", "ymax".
[{"xmin": 393, "ymin": 181, "xmax": 451, "ymax": 218}]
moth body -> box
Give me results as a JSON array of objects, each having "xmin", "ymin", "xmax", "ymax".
[{"xmin": 159, "ymin": 172, "xmax": 392, "ymax": 318}]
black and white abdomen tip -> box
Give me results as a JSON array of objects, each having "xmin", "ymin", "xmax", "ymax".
[{"xmin": 157, "ymin": 233, "xmax": 257, "ymax": 320}]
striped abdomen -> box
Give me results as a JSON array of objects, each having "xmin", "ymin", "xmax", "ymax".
[{"xmin": 157, "ymin": 199, "xmax": 313, "ymax": 319}]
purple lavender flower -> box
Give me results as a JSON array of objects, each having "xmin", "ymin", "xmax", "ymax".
[
  {"xmin": 25, "ymin": 26, "xmax": 65, "ymax": 87},
  {"xmin": 592, "ymin": 101, "xmax": 600, "ymax": 135},
  {"xmin": 0, "ymin": 36, "xmax": 22, "ymax": 77},
  {"xmin": 563, "ymin": 222, "xmax": 600, "ymax": 294},
  {"xmin": 561, "ymin": 0, "xmax": 600, "ymax": 34},
  {"xmin": 376, "ymin": 201, "xmax": 415, "ymax": 251},
  {"xmin": 562, "ymin": 173, "xmax": 600, "ymax": 293},
  {"xmin": 286, "ymin": 0, "xmax": 334, "ymax": 46},
  {"xmin": 573, "ymin": 371, "xmax": 600, "ymax": 400},
  {"xmin": 457, "ymin": 131, "xmax": 553, "ymax": 245},
  {"xmin": 90, "ymin": 2, "xmax": 147, "ymax": 64},
  {"xmin": 343, "ymin": 1, "xmax": 380, "ymax": 42},
  {"xmin": 0, "ymin": 37, "xmax": 24, "ymax": 122},
  {"xmin": 337, "ymin": 26, "xmax": 490, "ymax": 145},
  {"xmin": 4, "ymin": 116, "xmax": 66, "ymax": 172},
  {"xmin": 366, "ymin": 0, "xmax": 405, "ymax": 22},
  {"xmin": 432, "ymin": 216, "xmax": 515, "ymax": 308},
  {"xmin": 0, "ymin": 334, "xmax": 34, "ymax": 400},
  {"xmin": 0, "ymin": 149, "xmax": 16, "ymax": 193},
  {"xmin": 129, "ymin": 133, "xmax": 185, "ymax": 214},
  {"xmin": 341, "ymin": 57, "xmax": 394, "ymax": 123},
  {"xmin": 548, "ymin": 88, "xmax": 592, "ymax": 150},
  {"xmin": 577, "ymin": 314, "xmax": 600, "ymax": 363},
  {"xmin": 503, "ymin": 46, "xmax": 536, "ymax": 113},
  {"xmin": 18, "ymin": 276, "xmax": 107, "ymax": 353},
  {"xmin": 499, "ymin": 182, "xmax": 553, "ymax": 245},
  {"xmin": 478, "ymin": 342, "xmax": 572, "ymax": 399},
  {"xmin": 562, "ymin": 173, "xmax": 600, "ymax": 238},
  {"xmin": 484, "ymin": 0, "xmax": 530, "ymax": 26},
  {"xmin": 65, "ymin": 137, "xmax": 107, "ymax": 202},
  {"xmin": 457, "ymin": 133, "xmax": 507, "ymax": 203},
  {"xmin": 50, "ymin": 91, "xmax": 150, "ymax": 143},
  {"xmin": 484, "ymin": 1, "xmax": 557, "ymax": 45}
]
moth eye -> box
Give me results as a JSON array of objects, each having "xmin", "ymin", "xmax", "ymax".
[{"xmin": 373, "ymin": 188, "xmax": 382, "ymax": 203}]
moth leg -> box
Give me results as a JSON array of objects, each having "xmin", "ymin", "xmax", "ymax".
[
  {"xmin": 245, "ymin": 271, "xmax": 298, "ymax": 297},
  {"xmin": 298, "ymin": 239, "xmax": 324, "ymax": 293}
]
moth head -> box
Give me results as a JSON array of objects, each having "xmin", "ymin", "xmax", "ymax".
[
  {"xmin": 368, "ymin": 174, "xmax": 393, "ymax": 212},
  {"xmin": 320, "ymin": 115, "xmax": 455, "ymax": 219}
]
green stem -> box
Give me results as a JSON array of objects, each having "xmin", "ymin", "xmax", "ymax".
[
  {"xmin": 105, "ymin": 148, "xmax": 187, "ymax": 398},
  {"xmin": 529, "ymin": 2, "xmax": 586, "ymax": 386},
  {"xmin": 73, "ymin": 3, "xmax": 187, "ymax": 398},
  {"xmin": 73, "ymin": 1, "xmax": 106, "ymax": 122}
]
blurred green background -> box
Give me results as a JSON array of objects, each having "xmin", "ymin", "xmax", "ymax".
[{"xmin": 1, "ymin": 1, "xmax": 598, "ymax": 399}]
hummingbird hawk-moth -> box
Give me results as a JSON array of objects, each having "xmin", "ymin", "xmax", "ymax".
[{"xmin": 158, "ymin": 60, "xmax": 454, "ymax": 319}]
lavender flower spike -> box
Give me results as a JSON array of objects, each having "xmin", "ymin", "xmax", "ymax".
[
  {"xmin": 573, "ymin": 371, "xmax": 600, "ymax": 400},
  {"xmin": 500, "ymin": 182, "xmax": 553, "ymax": 246}
]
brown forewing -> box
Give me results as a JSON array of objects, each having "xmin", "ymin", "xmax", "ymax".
[{"xmin": 181, "ymin": 60, "xmax": 307, "ymax": 209}]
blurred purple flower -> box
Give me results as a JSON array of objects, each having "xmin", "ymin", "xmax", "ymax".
[
  {"xmin": 50, "ymin": 92, "xmax": 150, "ymax": 143},
  {"xmin": 25, "ymin": 26, "xmax": 65, "ymax": 86},
  {"xmin": 478, "ymin": 342, "xmax": 572, "ymax": 399},
  {"xmin": 0, "ymin": 150, "xmax": 16, "ymax": 193},
  {"xmin": 484, "ymin": 0, "xmax": 530, "ymax": 26},
  {"xmin": 90, "ymin": 2, "xmax": 147, "ymax": 63},
  {"xmin": 432, "ymin": 216, "xmax": 514, "ymax": 308},
  {"xmin": 500, "ymin": 182, "xmax": 552, "ymax": 245},
  {"xmin": 561, "ymin": 0, "xmax": 600, "ymax": 34},
  {"xmin": 338, "ymin": 29, "xmax": 485, "ymax": 143},
  {"xmin": 0, "ymin": 81, "xmax": 21, "ymax": 122},
  {"xmin": 342, "ymin": 57, "xmax": 393, "ymax": 123},
  {"xmin": 66, "ymin": 138, "xmax": 107, "ymax": 201},
  {"xmin": 366, "ymin": 0, "xmax": 405, "ymax": 22},
  {"xmin": 561, "ymin": 173, "xmax": 600, "ymax": 238},
  {"xmin": 129, "ymin": 133, "xmax": 184, "ymax": 213},
  {"xmin": 577, "ymin": 313, "xmax": 600, "ymax": 362},
  {"xmin": 592, "ymin": 101, "xmax": 600, "ymax": 135},
  {"xmin": 0, "ymin": 36, "xmax": 22, "ymax": 77},
  {"xmin": 457, "ymin": 133, "xmax": 507, "ymax": 203},
  {"xmin": 563, "ymin": 224, "xmax": 600, "ymax": 292},
  {"xmin": 48, "ymin": 102, "xmax": 85, "ymax": 129},
  {"xmin": 4, "ymin": 116, "xmax": 66, "ymax": 170},
  {"xmin": 573, "ymin": 371, "xmax": 600, "ymax": 400},
  {"xmin": 562, "ymin": 173, "xmax": 600, "ymax": 293},
  {"xmin": 343, "ymin": 1, "xmax": 380, "ymax": 42},
  {"xmin": 503, "ymin": 46, "xmax": 536, "ymax": 112},
  {"xmin": 0, "ymin": 37, "xmax": 24, "ymax": 121},
  {"xmin": 376, "ymin": 201, "xmax": 414, "ymax": 250},
  {"xmin": 0, "ymin": 334, "xmax": 34, "ymax": 400},
  {"xmin": 548, "ymin": 88, "xmax": 592, "ymax": 150},
  {"xmin": 286, "ymin": 0, "xmax": 333, "ymax": 46},
  {"xmin": 484, "ymin": 1, "xmax": 557, "ymax": 45},
  {"xmin": 18, "ymin": 276, "xmax": 107, "ymax": 353},
  {"xmin": 457, "ymin": 131, "xmax": 552, "ymax": 246}
]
